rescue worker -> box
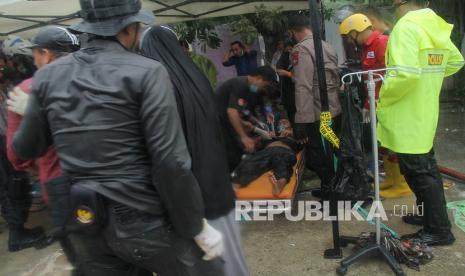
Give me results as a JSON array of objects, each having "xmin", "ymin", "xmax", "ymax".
[
  {"xmin": 378, "ymin": 0, "xmax": 464, "ymax": 245},
  {"xmin": 215, "ymin": 66, "xmax": 278, "ymax": 170},
  {"xmin": 339, "ymin": 14, "xmax": 411, "ymax": 199},
  {"xmin": 12, "ymin": 0, "xmax": 224, "ymax": 274},
  {"xmin": 0, "ymin": 37, "xmax": 44, "ymax": 252},
  {"xmin": 340, "ymin": 14, "xmax": 388, "ymax": 107},
  {"xmin": 289, "ymin": 15, "xmax": 342, "ymax": 200}
]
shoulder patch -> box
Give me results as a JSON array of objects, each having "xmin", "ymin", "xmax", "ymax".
[{"xmin": 428, "ymin": 54, "xmax": 444, "ymax": 65}]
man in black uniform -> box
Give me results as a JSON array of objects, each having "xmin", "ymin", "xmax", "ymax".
[
  {"xmin": 12, "ymin": 0, "xmax": 224, "ymax": 275},
  {"xmin": 216, "ymin": 66, "xmax": 277, "ymax": 170}
]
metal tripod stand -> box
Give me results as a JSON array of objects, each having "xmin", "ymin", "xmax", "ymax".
[{"xmin": 334, "ymin": 69, "xmax": 405, "ymax": 276}]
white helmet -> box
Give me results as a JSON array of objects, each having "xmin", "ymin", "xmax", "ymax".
[{"xmin": 2, "ymin": 35, "xmax": 33, "ymax": 57}]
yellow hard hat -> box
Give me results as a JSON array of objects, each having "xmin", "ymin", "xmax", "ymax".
[{"xmin": 339, "ymin": 14, "xmax": 372, "ymax": 35}]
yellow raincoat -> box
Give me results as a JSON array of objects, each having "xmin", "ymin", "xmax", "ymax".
[{"xmin": 377, "ymin": 9, "xmax": 464, "ymax": 154}]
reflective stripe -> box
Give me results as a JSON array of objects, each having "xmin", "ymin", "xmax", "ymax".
[
  {"xmin": 395, "ymin": 65, "xmax": 420, "ymax": 72},
  {"xmin": 55, "ymin": 26, "xmax": 79, "ymax": 46},
  {"xmin": 395, "ymin": 65, "xmax": 421, "ymax": 74},
  {"xmin": 448, "ymin": 61, "xmax": 465, "ymax": 67},
  {"xmin": 422, "ymin": 67, "xmax": 446, "ymax": 73},
  {"xmin": 393, "ymin": 65, "xmax": 446, "ymax": 75}
]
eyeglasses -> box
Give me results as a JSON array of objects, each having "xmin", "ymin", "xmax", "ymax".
[{"xmin": 392, "ymin": 0, "xmax": 407, "ymax": 9}]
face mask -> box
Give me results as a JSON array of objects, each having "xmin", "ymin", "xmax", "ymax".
[{"xmin": 249, "ymin": 84, "xmax": 258, "ymax": 93}]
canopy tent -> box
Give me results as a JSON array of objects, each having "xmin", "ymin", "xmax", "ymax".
[{"xmin": 0, "ymin": 0, "xmax": 366, "ymax": 38}]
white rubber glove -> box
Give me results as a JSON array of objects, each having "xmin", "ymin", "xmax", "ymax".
[
  {"xmin": 194, "ymin": 219, "xmax": 224, "ymax": 261},
  {"xmin": 7, "ymin": 87, "xmax": 29, "ymax": 116}
]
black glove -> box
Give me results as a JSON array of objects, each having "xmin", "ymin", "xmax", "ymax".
[{"xmin": 293, "ymin": 123, "xmax": 310, "ymax": 142}]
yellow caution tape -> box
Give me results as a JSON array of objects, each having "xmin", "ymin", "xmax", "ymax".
[{"xmin": 319, "ymin": 112, "xmax": 340, "ymax": 149}]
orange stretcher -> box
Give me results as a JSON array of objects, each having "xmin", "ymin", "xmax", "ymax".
[{"xmin": 235, "ymin": 152, "xmax": 305, "ymax": 211}]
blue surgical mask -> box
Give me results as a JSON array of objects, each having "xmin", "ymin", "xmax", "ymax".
[{"xmin": 249, "ymin": 84, "xmax": 258, "ymax": 93}]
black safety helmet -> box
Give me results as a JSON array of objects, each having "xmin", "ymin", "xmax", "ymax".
[
  {"xmin": 29, "ymin": 26, "xmax": 80, "ymax": 53},
  {"xmin": 69, "ymin": 0, "xmax": 155, "ymax": 37}
]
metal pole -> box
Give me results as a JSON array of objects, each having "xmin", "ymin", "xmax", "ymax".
[
  {"xmin": 308, "ymin": 0, "xmax": 329, "ymax": 109},
  {"xmin": 309, "ymin": 0, "xmax": 341, "ymax": 258},
  {"xmin": 367, "ymin": 70, "xmax": 381, "ymax": 245}
]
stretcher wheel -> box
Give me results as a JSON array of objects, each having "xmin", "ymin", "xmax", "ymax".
[{"xmin": 336, "ymin": 266, "xmax": 347, "ymax": 275}]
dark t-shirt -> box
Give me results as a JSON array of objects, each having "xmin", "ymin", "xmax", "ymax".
[
  {"xmin": 215, "ymin": 76, "xmax": 260, "ymax": 170},
  {"xmin": 215, "ymin": 76, "xmax": 259, "ymax": 126}
]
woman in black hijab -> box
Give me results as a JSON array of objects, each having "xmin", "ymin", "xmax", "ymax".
[{"xmin": 141, "ymin": 26, "xmax": 249, "ymax": 276}]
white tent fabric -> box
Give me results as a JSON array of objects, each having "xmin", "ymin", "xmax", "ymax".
[
  {"xmin": 0, "ymin": 0, "xmax": 311, "ymax": 38},
  {"xmin": 0, "ymin": 0, "xmax": 364, "ymax": 38}
]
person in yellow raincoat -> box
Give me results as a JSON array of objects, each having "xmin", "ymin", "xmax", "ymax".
[{"xmin": 377, "ymin": 0, "xmax": 464, "ymax": 246}]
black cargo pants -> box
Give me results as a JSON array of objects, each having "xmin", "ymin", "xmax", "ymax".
[
  {"xmin": 397, "ymin": 149, "xmax": 452, "ymax": 233},
  {"xmin": 304, "ymin": 116, "xmax": 341, "ymax": 198},
  {"xmin": 0, "ymin": 135, "xmax": 31, "ymax": 227}
]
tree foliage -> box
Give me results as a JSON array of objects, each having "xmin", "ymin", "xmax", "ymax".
[
  {"xmin": 228, "ymin": 5, "xmax": 301, "ymax": 61},
  {"xmin": 174, "ymin": 19, "xmax": 223, "ymax": 52}
]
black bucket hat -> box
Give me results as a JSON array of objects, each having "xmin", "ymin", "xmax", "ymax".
[
  {"xmin": 69, "ymin": 0, "xmax": 155, "ymax": 37},
  {"xmin": 29, "ymin": 26, "xmax": 80, "ymax": 53}
]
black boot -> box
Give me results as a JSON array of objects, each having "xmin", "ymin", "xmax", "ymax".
[
  {"xmin": 398, "ymin": 151, "xmax": 453, "ymax": 239},
  {"xmin": 8, "ymin": 225, "xmax": 46, "ymax": 252},
  {"xmin": 402, "ymin": 196, "xmax": 424, "ymax": 226},
  {"xmin": 401, "ymin": 229, "xmax": 455, "ymax": 246}
]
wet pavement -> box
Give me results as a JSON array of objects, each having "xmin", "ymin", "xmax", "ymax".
[
  {"xmin": 435, "ymin": 102, "xmax": 465, "ymax": 173},
  {"xmin": 1, "ymin": 104, "xmax": 465, "ymax": 276}
]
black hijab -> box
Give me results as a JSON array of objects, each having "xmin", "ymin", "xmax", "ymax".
[{"xmin": 141, "ymin": 26, "xmax": 234, "ymax": 219}]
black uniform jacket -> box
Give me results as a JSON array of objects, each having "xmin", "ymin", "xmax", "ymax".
[{"xmin": 13, "ymin": 39, "xmax": 204, "ymax": 238}]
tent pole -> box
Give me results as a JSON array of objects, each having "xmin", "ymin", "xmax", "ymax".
[
  {"xmin": 367, "ymin": 71, "xmax": 381, "ymax": 245},
  {"xmin": 307, "ymin": 0, "xmax": 342, "ymax": 259}
]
